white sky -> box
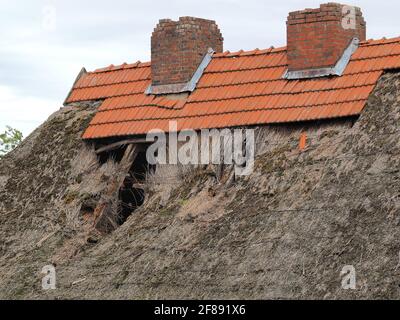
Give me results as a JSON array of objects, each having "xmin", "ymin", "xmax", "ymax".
[{"xmin": 0, "ymin": 0, "xmax": 399, "ymax": 138}]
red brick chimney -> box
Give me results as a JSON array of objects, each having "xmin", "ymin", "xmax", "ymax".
[
  {"xmin": 149, "ymin": 17, "xmax": 223, "ymax": 94},
  {"xmin": 286, "ymin": 3, "xmax": 366, "ymax": 79}
]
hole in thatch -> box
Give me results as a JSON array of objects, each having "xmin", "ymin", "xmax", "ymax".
[
  {"xmin": 116, "ymin": 150, "xmax": 154, "ymax": 225},
  {"xmin": 91, "ymin": 144, "xmax": 154, "ymax": 234},
  {"xmin": 118, "ymin": 186, "xmax": 145, "ymax": 223}
]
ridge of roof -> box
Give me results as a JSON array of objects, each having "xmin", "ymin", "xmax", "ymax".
[
  {"xmin": 213, "ymin": 46, "xmax": 287, "ymax": 58},
  {"xmin": 360, "ymin": 36, "xmax": 400, "ymax": 47},
  {"xmin": 87, "ymin": 36, "xmax": 400, "ymax": 75},
  {"xmin": 92, "ymin": 61, "xmax": 150, "ymax": 74}
]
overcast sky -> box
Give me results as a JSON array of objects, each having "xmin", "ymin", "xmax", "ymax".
[{"xmin": 1, "ymin": 0, "xmax": 399, "ymax": 138}]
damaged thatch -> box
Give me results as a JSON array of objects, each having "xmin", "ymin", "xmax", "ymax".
[{"xmin": 1, "ymin": 72, "xmax": 400, "ymax": 299}]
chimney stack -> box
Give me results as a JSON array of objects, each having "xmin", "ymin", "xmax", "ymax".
[
  {"xmin": 286, "ymin": 3, "xmax": 366, "ymax": 79},
  {"xmin": 149, "ymin": 17, "xmax": 223, "ymax": 94}
]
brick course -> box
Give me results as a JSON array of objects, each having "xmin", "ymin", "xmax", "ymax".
[
  {"xmin": 151, "ymin": 17, "xmax": 223, "ymax": 86},
  {"xmin": 287, "ymin": 2, "xmax": 366, "ymax": 71}
]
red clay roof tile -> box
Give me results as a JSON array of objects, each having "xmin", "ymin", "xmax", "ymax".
[{"xmin": 65, "ymin": 37, "xmax": 400, "ymax": 139}]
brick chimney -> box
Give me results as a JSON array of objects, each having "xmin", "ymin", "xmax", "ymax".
[
  {"xmin": 286, "ymin": 3, "xmax": 366, "ymax": 79},
  {"xmin": 148, "ymin": 17, "xmax": 223, "ymax": 94}
]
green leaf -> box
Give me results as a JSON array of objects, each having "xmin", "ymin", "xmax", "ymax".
[{"xmin": 0, "ymin": 126, "xmax": 23, "ymax": 157}]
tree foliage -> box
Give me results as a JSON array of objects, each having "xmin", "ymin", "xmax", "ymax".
[{"xmin": 0, "ymin": 126, "xmax": 23, "ymax": 159}]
